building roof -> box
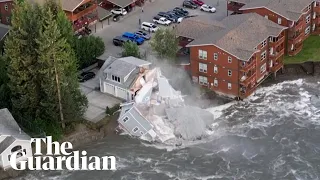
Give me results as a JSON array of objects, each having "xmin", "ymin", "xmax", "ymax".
[
  {"xmin": 0, "ymin": 24, "xmax": 9, "ymax": 41},
  {"xmin": 106, "ymin": 0, "xmax": 133, "ymax": 8},
  {"xmin": 0, "ymin": 0, "xmax": 12, "ymax": 2},
  {"xmin": 97, "ymin": 6, "xmax": 112, "ymax": 21},
  {"xmin": 174, "ymin": 15, "xmax": 225, "ymax": 39},
  {"xmin": 0, "ymin": 136, "xmax": 16, "ymax": 154},
  {"xmin": 27, "ymin": 0, "xmax": 87, "ymax": 12},
  {"xmin": 0, "ymin": 108, "xmax": 31, "ymax": 140},
  {"xmin": 118, "ymin": 57, "xmax": 152, "ymax": 67},
  {"xmin": 103, "ymin": 59, "xmax": 137, "ymax": 78},
  {"xmin": 185, "ymin": 13, "xmax": 286, "ymax": 61},
  {"xmin": 239, "ymin": 0, "xmax": 314, "ymax": 21}
]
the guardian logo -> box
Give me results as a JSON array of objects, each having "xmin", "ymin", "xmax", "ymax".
[{"xmin": 9, "ymin": 136, "xmax": 116, "ymax": 171}]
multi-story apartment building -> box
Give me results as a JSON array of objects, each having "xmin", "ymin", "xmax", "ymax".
[
  {"xmin": 175, "ymin": 14, "xmax": 287, "ymax": 99},
  {"xmin": 227, "ymin": 0, "xmax": 320, "ymax": 56},
  {"xmin": 0, "ymin": 0, "xmax": 13, "ymax": 25}
]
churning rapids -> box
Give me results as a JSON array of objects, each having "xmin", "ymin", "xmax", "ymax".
[{"xmin": 13, "ymin": 77, "xmax": 320, "ymax": 180}]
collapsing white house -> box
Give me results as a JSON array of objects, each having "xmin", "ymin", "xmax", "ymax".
[
  {"xmin": 0, "ymin": 108, "xmax": 32, "ymax": 170},
  {"xmin": 116, "ymin": 66, "xmax": 216, "ymax": 143}
]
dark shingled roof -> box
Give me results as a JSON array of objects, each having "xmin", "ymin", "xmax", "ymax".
[
  {"xmin": 0, "ymin": 24, "xmax": 9, "ymax": 41},
  {"xmin": 183, "ymin": 13, "xmax": 286, "ymax": 61},
  {"xmin": 239, "ymin": 0, "xmax": 314, "ymax": 21}
]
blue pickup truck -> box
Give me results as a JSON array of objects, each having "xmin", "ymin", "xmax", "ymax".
[{"xmin": 122, "ymin": 32, "xmax": 145, "ymax": 45}]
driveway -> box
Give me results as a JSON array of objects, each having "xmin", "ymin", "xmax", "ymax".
[
  {"xmin": 91, "ymin": 0, "xmax": 228, "ymax": 57},
  {"xmin": 80, "ymin": 76, "xmax": 122, "ymax": 123}
]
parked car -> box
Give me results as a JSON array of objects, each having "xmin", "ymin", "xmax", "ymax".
[
  {"xmin": 173, "ymin": 7, "xmax": 189, "ymax": 16},
  {"xmin": 183, "ymin": 0, "xmax": 198, "ymax": 9},
  {"xmin": 134, "ymin": 30, "xmax": 151, "ymax": 40},
  {"xmin": 84, "ymin": 27, "xmax": 92, "ymax": 34},
  {"xmin": 111, "ymin": 8, "xmax": 127, "ymax": 15},
  {"xmin": 113, "ymin": 14, "xmax": 121, "ymax": 22},
  {"xmin": 167, "ymin": 10, "xmax": 185, "ymax": 18},
  {"xmin": 159, "ymin": 12, "xmax": 183, "ymax": 23},
  {"xmin": 79, "ymin": 72, "xmax": 95, "ymax": 82},
  {"xmin": 140, "ymin": 22, "xmax": 159, "ymax": 32},
  {"xmin": 122, "ymin": 32, "xmax": 145, "ymax": 45},
  {"xmin": 192, "ymin": 0, "xmax": 204, "ymax": 6},
  {"xmin": 152, "ymin": 16, "xmax": 172, "ymax": 26},
  {"xmin": 200, "ymin": 4, "xmax": 216, "ymax": 13},
  {"xmin": 113, "ymin": 36, "xmax": 129, "ymax": 46}
]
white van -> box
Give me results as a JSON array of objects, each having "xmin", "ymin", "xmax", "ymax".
[{"xmin": 140, "ymin": 22, "xmax": 159, "ymax": 32}]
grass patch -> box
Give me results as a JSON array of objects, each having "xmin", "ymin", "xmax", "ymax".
[{"xmin": 284, "ymin": 35, "xmax": 320, "ymax": 64}]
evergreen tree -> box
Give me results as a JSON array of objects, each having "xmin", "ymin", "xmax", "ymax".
[
  {"xmin": 121, "ymin": 41, "xmax": 141, "ymax": 58},
  {"xmin": 0, "ymin": 56, "xmax": 11, "ymax": 109},
  {"xmin": 150, "ymin": 28, "xmax": 179, "ymax": 60}
]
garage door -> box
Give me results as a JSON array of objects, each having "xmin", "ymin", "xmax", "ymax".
[
  {"xmin": 104, "ymin": 83, "xmax": 115, "ymax": 95},
  {"xmin": 116, "ymin": 87, "xmax": 127, "ymax": 100}
]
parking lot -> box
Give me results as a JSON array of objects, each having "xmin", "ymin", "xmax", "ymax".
[{"xmin": 92, "ymin": 0, "xmax": 228, "ymax": 57}]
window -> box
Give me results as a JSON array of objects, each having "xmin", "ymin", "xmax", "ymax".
[
  {"xmin": 264, "ymin": 15, "xmax": 268, "ymax": 19},
  {"xmin": 305, "ymin": 26, "xmax": 311, "ymax": 35},
  {"xmin": 199, "ymin": 50, "xmax": 207, "ymax": 60},
  {"xmin": 199, "ymin": 76, "xmax": 208, "ymax": 85},
  {"xmin": 261, "ymin": 50, "xmax": 266, "ymax": 61},
  {"xmin": 269, "ymin": 47, "xmax": 274, "ymax": 55},
  {"xmin": 312, "ymin": 24, "xmax": 316, "ymax": 31},
  {"xmin": 228, "ymin": 70, "xmax": 232, "ymax": 77},
  {"xmin": 199, "ymin": 63, "xmax": 207, "ymax": 73},
  {"xmin": 140, "ymin": 131, "xmax": 144, "ymax": 135},
  {"xmin": 213, "ymin": 53, "xmax": 218, "ymax": 60},
  {"xmin": 242, "ymin": 61, "xmax": 246, "ymax": 67},
  {"xmin": 313, "ymin": 12, "xmax": 316, "ymax": 19},
  {"xmin": 228, "ymin": 56, "xmax": 232, "ymax": 63},
  {"xmin": 228, "ymin": 83, "xmax": 232, "ymax": 90},
  {"xmin": 307, "ymin": 5, "xmax": 311, "ymax": 11},
  {"xmin": 214, "ymin": 79, "xmax": 218, "ymax": 87},
  {"xmin": 260, "ymin": 63, "xmax": 266, "ymax": 74},
  {"xmin": 6, "ymin": 17, "xmax": 9, "ymax": 23},
  {"xmin": 4, "ymin": 4, "xmax": 8, "ymax": 11},
  {"xmin": 277, "ymin": 18, "xmax": 282, "ymax": 24},
  {"xmin": 213, "ymin": 65, "xmax": 218, "ymax": 73},
  {"xmin": 261, "ymin": 39, "xmax": 267, "ymax": 48},
  {"xmin": 112, "ymin": 75, "xmax": 120, "ymax": 83},
  {"xmin": 133, "ymin": 127, "xmax": 139, "ymax": 133},
  {"xmin": 11, "ymin": 146, "xmax": 22, "ymax": 153},
  {"xmin": 122, "ymin": 116, "xmax": 129, "ymax": 123},
  {"xmin": 306, "ymin": 14, "xmax": 311, "ymax": 24}
]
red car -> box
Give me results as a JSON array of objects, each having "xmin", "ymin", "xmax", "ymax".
[{"xmin": 192, "ymin": 0, "xmax": 204, "ymax": 6}]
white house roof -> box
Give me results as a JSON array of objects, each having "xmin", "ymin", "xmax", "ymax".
[
  {"xmin": 118, "ymin": 57, "xmax": 151, "ymax": 67},
  {"xmin": 0, "ymin": 108, "xmax": 31, "ymax": 140},
  {"xmin": 0, "ymin": 136, "xmax": 15, "ymax": 154}
]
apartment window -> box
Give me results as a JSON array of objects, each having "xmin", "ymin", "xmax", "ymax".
[
  {"xmin": 306, "ymin": 14, "xmax": 311, "ymax": 24},
  {"xmin": 214, "ymin": 79, "xmax": 218, "ymax": 87},
  {"xmin": 277, "ymin": 17, "xmax": 282, "ymax": 24},
  {"xmin": 305, "ymin": 26, "xmax": 311, "ymax": 35},
  {"xmin": 242, "ymin": 61, "xmax": 246, "ymax": 67},
  {"xmin": 4, "ymin": 4, "xmax": 8, "ymax": 11},
  {"xmin": 214, "ymin": 53, "xmax": 218, "ymax": 60},
  {"xmin": 264, "ymin": 15, "xmax": 268, "ymax": 19},
  {"xmin": 199, "ymin": 76, "xmax": 208, "ymax": 86},
  {"xmin": 112, "ymin": 75, "xmax": 120, "ymax": 83},
  {"xmin": 214, "ymin": 65, "xmax": 218, "ymax": 74},
  {"xmin": 291, "ymin": 44, "xmax": 294, "ymax": 50},
  {"xmin": 227, "ymin": 83, "xmax": 232, "ymax": 90},
  {"xmin": 261, "ymin": 39, "xmax": 267, "ymax": 48},
  {"xmin": 199, "ymin": 63, "xmax": 207, "ymax": 73},
  {"xmin": 228, "ymin": 70, "xmax": 232, "ymax": 77},
  {"xmin": 269, "ymin": 47, "xmax": 274, "ymax": 55},
  {"xmin": 260, "ymin": 63, "xmax": 266, "ymax": 74},
  {"xmin": 6, "ymin": 17, "xmax": 9, "ymax": 23},
  {"xmin": 261, "ymin": 50, "xmax": 266, "ymax": 61},
  {"xmin": 199, "ymin": 50, "xmax": 207, "ymax": 60},
  {"xmin": 308, "ymin": 5, "xmax": 311, "ymax": 11},
  {"xmin": 313, "ymin": 12, "xmax": 316, "ymax": 19},
  {"xmin": 122, "ymin": 116, "xmax": 129, "ymax": 123},
  {"xmin": 228, "ymin": 56, "xmax": 232, "ymax": 63},
  {"xmin": 133, "ymin": 127, "xmax": 139, "ymax": 133},
  {"xmin": 313, "ymin": 24, "xmax": 316, "ymax": 31}
]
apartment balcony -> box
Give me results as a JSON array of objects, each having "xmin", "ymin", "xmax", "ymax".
[
  {"xmin": 240, "ymin": 60, "xmax": 256, "ymax": 72},
  {"xmin": 239, "ymin": 86, "xmax": 256, "ymax": 99},
  {"xmin": 271, "ymin": 60, "xmax": 283, "ymax": 73},
  {"xmin": 240, "ymin": 73, "xmax": 256, "ymax": 87},
  {"xmin": 314, "ymin": 5, "xmax": 320, "ymax": 13},
  {"xmin": 290, "ymin": 20, "xmax": 304, "ymax": 32},
  {"xmin": 269, "ymin": 49, "xmax": 285, "ymax": 61},
  {"xmin": 227, "ymin": 2, "xmax": 244, "ymax": 13},
  {"xmin": 269, "ymin": 35, "xmax": 285, "ymax": 48},
  {"xmin": 68, "ymin": 3, "xmax": 97, "ymax": 22},
  {"xmin": 288, "ymin": 43, "xmax": 303, "ymax": 56},
  {"xmin": 288, "ymin": 31, "xmax": 304, "ymax": 44}
]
